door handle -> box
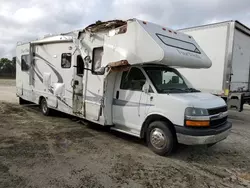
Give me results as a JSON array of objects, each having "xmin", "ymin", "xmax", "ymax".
[{"xmin": 116, "ymin": 91, "xmax": 119, "ymax": 99}]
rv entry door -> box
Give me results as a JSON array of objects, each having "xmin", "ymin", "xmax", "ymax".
[{"xmin": 72, "ymin": 53, "xmax": 84, "ymax": 114}]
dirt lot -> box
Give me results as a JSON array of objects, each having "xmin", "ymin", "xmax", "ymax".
[{"xmin": 0, "ymin": 79, "xmax": 250, "ymax": 188}]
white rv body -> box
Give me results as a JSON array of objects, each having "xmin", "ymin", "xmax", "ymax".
[
  {"xmin": 16, "ymin": 19, "xmax": 231, "ymax": 155},
  {"xmin": 178, "ymin": 21, "xmax": 250, "ymax": 111}
]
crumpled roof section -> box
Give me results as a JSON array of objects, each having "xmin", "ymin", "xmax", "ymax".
[{"xmin": 85, "ymin": 20, "xmax": 127, "ymax": 33}]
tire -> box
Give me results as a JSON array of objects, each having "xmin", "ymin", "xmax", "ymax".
[
  {"xmin": 40, "ymin": 98, "xmax": 50, "ymax": 116},
  {"xmin": 146, "ymin": 121, "xmax": 176, "ymax": 156}
]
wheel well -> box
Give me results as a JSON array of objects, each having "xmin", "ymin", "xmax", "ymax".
[{"xmin": 140, "ymin": 114, "xmax": 176, "ymax": 139}]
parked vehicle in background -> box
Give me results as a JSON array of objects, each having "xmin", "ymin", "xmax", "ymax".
[
  {"xmin": 16, "ymin": 18, "xmax": 232, "ymax": 155},
  {"xmin": 178, "ymin": 20, "xmax": 250, "ymax": 112}
]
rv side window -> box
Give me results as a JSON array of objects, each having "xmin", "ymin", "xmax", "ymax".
[
  {"xmin": 61, "ymin": 53, "xmax": 71, "ymax": 68},
  {"xmin": 92, "ymin": 47, "xmax": 103, "ymax": 74},
  {"xmin": 77, "ymin": 55, "xmax": 84, "ymax": 76},
  {"xmin": 120, "ymin": 67, "xmax": 146, "ymax": 91},
  {"xmin": 156, "ymin": 33, "xmax": 201, "ymax": 54},
  {"xmin": 21, "ymin": 55, "xmax": 30, "ymax": 71}
]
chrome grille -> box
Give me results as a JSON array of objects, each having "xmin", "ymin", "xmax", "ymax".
[
  {"xmin": 208, "ymin": 106, "xmax": 227, "ymax": 115},
  {"xmin": 210, "ymin": 116, "xmax": 227, "ymax": 127}
]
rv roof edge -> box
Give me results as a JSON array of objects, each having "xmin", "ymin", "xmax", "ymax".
[{"xmin": 31, "ymin": 35, "xmax": 73, "ymax": 45}]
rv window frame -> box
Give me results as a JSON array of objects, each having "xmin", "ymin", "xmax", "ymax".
[
  {"xmin": 92, "ymin": 47, "xmax": 104, "ymax": 75},
  {"xmin": 120, "ymin": 67, "xmax": 147, "ymax": 91},
  {"xmin": 21, "ymin": 54, "xmax": 30, "ymax": 71},
  {"xmin": 61, "ymin": 53, "xmax": 72, "ymax": 69},
  {"xmin": 76, "ymin": 55, "xmax": 84, "ymax": 77},
  {"xmin": 156, "ymin": 33, "xmax": 201, "ymax": 54}
]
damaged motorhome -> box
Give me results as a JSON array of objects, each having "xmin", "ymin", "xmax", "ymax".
[{"xmin": 16, "ymin": 18, "xmax": 232, "ymax": 155}]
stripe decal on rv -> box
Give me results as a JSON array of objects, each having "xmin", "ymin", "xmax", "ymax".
[
  {"xmin": 17, "ymin": 58, "xmax": 43, "ymax": 83},
  {"xmin": 86, "ymin": 90, "xmax": 102, "ymax": 102},
  {"xmin": 113, "ymin": 99, "xmax": 154, "ymax": 107},
  {"xmin": 34, "ymin": 69, "xmax": 43, "ymax": 83},
  {"xmin": 34, "ymin": 53, "xmax": 64, "ymax": 83},
  {"xmin": 56, "ymin": 96, "xmax": 72, "ymax": 109},
  {"xmin": 67, "ymin": 89, "xmax": 103, "ymax": 103}
]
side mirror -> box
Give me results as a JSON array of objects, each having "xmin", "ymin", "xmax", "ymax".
[{"xmin": 142, "ymin": 82, "xmax": 150, "ymax": 93}]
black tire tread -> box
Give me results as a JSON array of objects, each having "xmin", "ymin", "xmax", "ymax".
[
  {"xmin": 40, "ymin": 98, "xmax": 50, "ymax": 116},
  {"xmin": 146, "ymin": 121, "xmax": 176, "ymax": 156}
]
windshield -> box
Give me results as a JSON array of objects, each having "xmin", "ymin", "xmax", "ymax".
[{"xmin": 144, "ymin": 66, "xmax": 199, "ymax": 93}]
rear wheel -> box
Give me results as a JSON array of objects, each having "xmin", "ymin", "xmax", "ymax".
[
  {"xmin": 146, "ymin": 121, "xmax": 176, "ymax": 156},
  {"xmin": 40, "ymin": 98, "xmax": 50, "ymax": 116}
]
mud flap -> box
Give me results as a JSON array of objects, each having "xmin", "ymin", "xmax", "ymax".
[{"xmin": 227, "ymin": 93, "xmax": 244, "ymax": 112}]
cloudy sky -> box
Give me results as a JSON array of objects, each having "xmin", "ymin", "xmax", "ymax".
[{"xmin": 1, "ymin": 0, "xmax": 250, "ymax": 58}]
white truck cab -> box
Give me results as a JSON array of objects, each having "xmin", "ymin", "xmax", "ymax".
[
  {"xmin": 111, "ymin": 64, "xmax": 231, "ymax": 155},
  {"xmin": 16, "ymin": 18, "xmax": 232, "ymax": 156}
]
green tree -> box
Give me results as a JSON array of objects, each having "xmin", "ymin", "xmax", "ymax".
[{"xmin": 0, "ymin": 57, "xmax": 16, "ymax": 77}]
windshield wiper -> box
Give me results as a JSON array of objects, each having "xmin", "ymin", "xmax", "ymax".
[
  {"xmin": 184, "ymin": 88, "xmax": 201, "ymax": 92},
  {"xmin": 162, "ymin": 88, "xmax": 186, "ymax": 93},
  {"xmin": 162, "ymin": 88, "xmax": 200, "ymax": 93}
]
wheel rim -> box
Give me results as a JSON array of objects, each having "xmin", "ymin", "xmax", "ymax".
[
  {"xmin": 42, "ymin": 100, "xmax": 47, "ymax": 113},
  {"xmin": 150, "ymin": 128, "xmax": 167, "ymax": 150}
]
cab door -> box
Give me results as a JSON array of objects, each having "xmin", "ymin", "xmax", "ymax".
[{"xmin": 112, "ymin": 67, "xmax": 150, "ymax": 135}]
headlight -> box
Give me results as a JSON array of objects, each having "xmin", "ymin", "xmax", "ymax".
[
  {"xmin": 185, "ymin": 107, "xmax": 210, "ymax": 127},
  {"xmin": 185, "ymin": 107, "xmax": 209, "ymax": 116}
]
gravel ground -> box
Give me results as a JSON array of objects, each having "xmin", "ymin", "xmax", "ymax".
[
  {"xmin": 0, "ymin": 78, "xmax": 18, "ymax": 103},
  {"xmin": 0, "ymin": 79, "xmax": 250, "ymax": 188}
]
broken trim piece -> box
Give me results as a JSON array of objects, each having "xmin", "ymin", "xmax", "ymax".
[{"xmin": 107, "ymin": 60, "xmax": 131, "ymax": 72}]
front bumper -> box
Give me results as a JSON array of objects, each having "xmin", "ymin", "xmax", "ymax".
[{"xmin": 175, "ymin": 121, "xmax": 232, "ymax": 145}]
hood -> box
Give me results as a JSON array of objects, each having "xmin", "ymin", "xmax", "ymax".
[{"xmin": 169, "ymin": 92, "xmax": 226, "ymax": 109}]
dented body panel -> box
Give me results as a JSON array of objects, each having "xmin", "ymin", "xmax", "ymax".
[{"xmin": 101, "ymin": 19, "xmax": 212, "ymax": 69}]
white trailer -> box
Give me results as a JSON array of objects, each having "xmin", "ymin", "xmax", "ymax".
[
  {"xmin": 16, "ymin": 19, "xmax": 231, "ymax": 155},
  {"xmin": 178, "ymin": 20, "xmax": 250, "ymax": 112}
]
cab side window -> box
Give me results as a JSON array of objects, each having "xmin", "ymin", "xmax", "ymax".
[{"xmin": 120, "ymin": 68, "xmax": 146, "ymax": 91}]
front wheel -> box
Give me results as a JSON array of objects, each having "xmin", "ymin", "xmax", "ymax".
[
  {"xmin": 40, "ymin": 98, "xmax": 50, "ymax": 116},
  {"xmin": 146, "ymin": 121, "xmax": 176, "ymax": 156}
]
